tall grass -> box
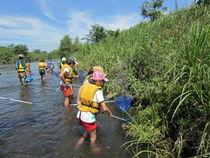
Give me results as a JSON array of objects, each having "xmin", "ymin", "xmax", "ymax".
[{"xmin": 74, "ymin": 4, "xmax": 210, "ymax": 157}]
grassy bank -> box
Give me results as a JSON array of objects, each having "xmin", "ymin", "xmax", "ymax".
[{"xmin": 74, "ymin": 4, "xmax": 210, "ymax": 158}]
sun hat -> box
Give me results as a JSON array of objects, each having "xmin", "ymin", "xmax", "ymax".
[
  {"xmin": 62, "ymin": 57, "xmax": 66, "ymax": 61},
  {"xmin": 69, "ymin": 57, "xmax": 76, "ymax": 64},
  {"xmin": 92, "ymin": 71, "xmax": 108, "ymax": 82},
  {"xmin": 93, "ymin": 66, "xmax": 107, "ymax": 76},
  {"xmin": 73, "ymin": 57, "xmax": 78, "ymax": 65},
  {"xmin": 18, "ymin": 54, "xmax": 24, "ymax": 58}
]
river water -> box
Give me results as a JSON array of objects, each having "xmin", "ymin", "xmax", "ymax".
[{"xmin": 0, "ymin": 60, "xmax": 131, "ymax": 158}]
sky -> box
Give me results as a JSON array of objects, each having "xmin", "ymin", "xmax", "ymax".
[{"xmin": 0, "ymin": 0, "xmax": 195, "ymax": 53}]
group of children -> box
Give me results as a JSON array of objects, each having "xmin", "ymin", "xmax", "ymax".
[
  {"xmin": 38, "ymin": 60, "xmax": 55, "ymax": 80},
  {"xmin": 16, "ymin": 55, "xmax": 113, "ymax": 153},
  {"xmin": 58, "ymin": 57, "xmax": 113, "ymax": 153}
]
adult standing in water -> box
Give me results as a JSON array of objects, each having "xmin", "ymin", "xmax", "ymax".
[
  {"xmin": 59, "ymin": 57, "xmax": 66, "ymax": 72},
  {"xmin": 59, "ymin": 58, "xmax": 78, "ymax": 106},
  {"xmin": 38, "ymin": 59, "xmax": 46, "ymax": 80},
  {"xmin": 16, "ymin": 54, "xmax": 29, "ymax": 86},
  {"xmin": 76, "ymin": 71, "xmax": 112, "ymax": 153}
]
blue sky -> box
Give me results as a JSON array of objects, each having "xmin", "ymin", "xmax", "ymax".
[{"xmin": 0, "ymin": 0, "xmax": 194, "ymax": 53}]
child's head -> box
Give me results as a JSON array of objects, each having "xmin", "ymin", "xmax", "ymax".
[
  {"xmin": 88, "ymin": 67, "xmax": 94, "ymax": 75},
  {"xmin": 93, "ymin": 66, "xmax": 106, "ymax": 76},
  {"xmin": 92, "ymin": 71, "xmax": 108, "ymax": 86}
]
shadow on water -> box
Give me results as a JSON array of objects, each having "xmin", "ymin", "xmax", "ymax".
[{"xmin": 0, "ymin": 60, "xmax": 133, "ymax": 158}]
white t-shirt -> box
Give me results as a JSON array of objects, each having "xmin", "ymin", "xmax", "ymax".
[
  {"xmin": 60, "ymin": 67, "xmax": 70, "ymax": 86},
  {"xmin": 77, "ymin": 89, "xmax": 104, "ymax": 123},
  {"xmin": 84, "ymin": 78, "xmax": 90, "ymax": 84}
]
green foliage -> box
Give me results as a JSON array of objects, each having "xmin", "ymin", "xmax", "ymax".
[
  {"xmin": 140, "ymin": 0, "xmax": 168, "ymax": 21},
  {"xmin": 82, "ymin": 23, "xmax": 108, "ymax": 44},
  {"xmin": 14, "ymin": 44, "xmax": 28, "ymax": 56},
  {"xmin": 33, "ymin": 49, "xmax": 42, "ymax": 54},
  {"xmin": 58, "ymin": 34, "xmax": 73, "ymax": 58},
  {"xmin": 73, "ymin": 4, "xmax": 210, "ymax": 157},
  {"xmin": 0, "ymin": 46, "xmax": 16, "ymax": 64}
]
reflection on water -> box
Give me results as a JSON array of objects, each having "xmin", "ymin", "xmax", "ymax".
[{"xmin": 0, "ymin": 60, "xmax": 132, "ymax": 158}]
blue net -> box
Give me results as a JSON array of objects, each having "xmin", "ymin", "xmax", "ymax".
[
  {"xmin": 54, "ymin": 71, "xmax": 60, "ymax": 78},
  {"xmin": 79, "ymin": 70, "xmax": 88, "ymax": 83},
  {"xmin": 114, "ymin": 95, "xmax": 132, "ymax": 113}
]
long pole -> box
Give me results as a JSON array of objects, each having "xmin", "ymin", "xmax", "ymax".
[{"xmin": 0, "ymin": 97, "xmax": 33, "ymax": 104}]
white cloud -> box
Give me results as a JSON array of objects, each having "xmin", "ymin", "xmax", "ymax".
[
  {"xmin": 0, "ymin": 14, "xmax": 65, "ymax": 52},
  {"xmin": 36, "ymin": 0, "xmax": 59, "ymax": 22},
  {"xmin": 66, "ymin": 11, "xmax": 92, "ymax": 39},
  {"xmin": 99, "ymin": 13, "xmax": 141, "ymax": 31},
  {"xmin": 66, "ymin": 10, "xmax": 141, "ymax": 40}
]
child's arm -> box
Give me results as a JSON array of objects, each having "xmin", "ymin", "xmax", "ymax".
[{"xmin": 100, "ymin": 102, "xmax": 112, "ymax": 117}]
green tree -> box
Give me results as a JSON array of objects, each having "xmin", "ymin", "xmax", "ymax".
[
  {"xmin": 42, "ymin": 50, "xmax": 47, "ymax": 54},
  {"xmin": 58, "ymin": 34, "xmax": 73, "ymax": 58},
  {"xmin": 140, "ymin": 0, "xmax": 168, "ymax": 21},
  {"xmin": 33, "ymin": 49, "xmax": 41, "ymax": 54},
  {"xmin": 14, "ymin": 44, "xmax": 28, "ymax": 56},
  {"xmin": 82, "ymin": 23, "xmax": 107, "ymax": 44},
  {"xmin": 197, "ymin": 0, "xmax": 210, "ymax": 5},
  {"xmin": 107, "ymin": 29, "xmax": 120, "ymax": 37},
  {"xmin": 71, "ymin": 36, "xmax": 81, "ymax": 53},
  {"xmin": 7, "ymin": 43, "xmax": 14, "ymax": 49}
]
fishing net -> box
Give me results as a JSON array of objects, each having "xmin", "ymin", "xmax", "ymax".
[
  {"xmin": 79, "ymin": 70, "xmax": 88, "ymax": 83},
  {"xmin": 114, "ymin": 95, "xmax": 132, "ymax": 113},
  {"xmin": 55, "ymin": 71, "xmax": 60, "ymax": 78}
]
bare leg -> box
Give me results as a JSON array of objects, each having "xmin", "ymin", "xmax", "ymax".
[
  {"xmin": 88, "ymin": 129, "xmax": 101, "ymax": 153},
  {"xmin": 70, "ymin": 86, "xmax": 73, "ymax": 95},
  {"xmin": 89, "ymin": 129, "xmax": 97, "ymax": 145},
  {"xmin": 64, "ymin": 96, "xmax": 70, "ymax": 106},
  {"xmin": 77, "ymin": 130, "xmax": 88, "ymax": 145}
]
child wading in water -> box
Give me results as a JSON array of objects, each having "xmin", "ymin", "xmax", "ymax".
[
  {"xmin": 59, "ymin": 58, "xmax": 78, "ymax": 106},
  {"xmin": 76, "ymin": 71, "xmax": 112, "ymax": 153}
]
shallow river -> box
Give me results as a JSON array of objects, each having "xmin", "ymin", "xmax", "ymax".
[{"xmin": 0, "ymin": 60, "xmax": 131, "ymax": 158}]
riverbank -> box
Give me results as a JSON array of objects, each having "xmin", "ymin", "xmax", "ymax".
[{"xmin": 73, "ymin": 4, "xmax": 210, "ymax": 157}]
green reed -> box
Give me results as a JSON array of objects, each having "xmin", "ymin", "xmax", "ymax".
[{"xmin": 73, "ymin": 4, "xmax": 210, "ymax": 157}]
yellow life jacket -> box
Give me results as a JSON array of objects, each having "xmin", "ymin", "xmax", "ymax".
[
  {"xmin": 26, "ymin": 63, "xmax": 30, "ymax": 69},
  {"xmin": 38, "ymin": 62, "xmax": 45, "ymax": 69},
  {"xmin": 60, "ymin": 64, "xmax": 73, "ymax": 82},
  {"xmin": 16, "ymin": 60, "xmax": 25, "ymax": 72},
  {"xmin": 77, "ymin": 84, "xmax": 101, "ymax": 114},
  {"xmin": 60, "ymin": 63, "xmax": 64, "ymax": 69},
  {"xmin": 83, "ymin": 75, "xmax": 91, "ymax": 84}
]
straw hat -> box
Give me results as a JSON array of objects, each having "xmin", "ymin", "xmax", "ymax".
[{"xmin": 93, "ymin": 66, "xmax": 107, "ymax": 76}]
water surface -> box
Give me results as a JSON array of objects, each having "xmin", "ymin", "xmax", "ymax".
[{"xmin": 0, "ymin": 60, "xmax": 131, "ymax": 158}]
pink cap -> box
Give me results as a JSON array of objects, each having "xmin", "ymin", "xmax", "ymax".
[{"xmin": 92, "ymin": 71, "xmax": 108, "ymax": 82}]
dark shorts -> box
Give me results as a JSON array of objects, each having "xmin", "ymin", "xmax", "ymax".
[{"xmin": 39, "ymin": 69, "xmax": 45, "ymax": 75}]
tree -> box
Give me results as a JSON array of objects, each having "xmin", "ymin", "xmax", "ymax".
[
  {"xmin": 33, "ymin": 49, "xmax": 41, "ymax": 54},
  {"xmin": 58, "ymin": 34, "xmax": 73, "ymax": 58},
  {"xmin": 196, "ymin": 0, "xmax": 210, "ymax": 5},
  {"xmin": 140, "ymin": 0, "xmax": 168, "ymax": 21},
  {"xmin": 14, "ymin": 44, "xmax": 28, "ymax": 56},
  {"xmin": 82, "ymin": 23, "xmax": 107, "ymax": 44},
  {"xmin": 71, "ymin": 36, "xmax": 81, "ymax": 53},
  {"xmin": 7, "ymin": 43, "xmax": 14, "ymax": 49},
  {"xmin": 107, "ymin": 29, "xmax": 120, "ymax": 37}
]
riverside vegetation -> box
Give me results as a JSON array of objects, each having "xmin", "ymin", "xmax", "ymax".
[
  {"xmin": 1, "ymin": 3, "xmax": 210, "ymax": 158},
  {"xmin": 72, "ymin": 4, "xmax": 210, "ymax": 158}
]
